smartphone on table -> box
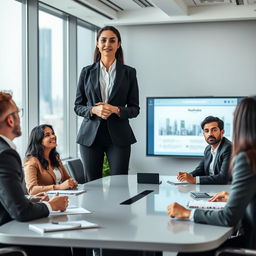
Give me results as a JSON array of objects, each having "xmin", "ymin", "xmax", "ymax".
[{"xmin": 190, "ymin": 192, "xmax": 211, "ymax": 199}]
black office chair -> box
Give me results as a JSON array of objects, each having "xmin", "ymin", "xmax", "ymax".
[
  {"xmin": 0, "ymin": 247, "xmax": 27, "ymax": 255},
  {"xmin": 216, "ymin": 248, "xmax": 256, "ymax": 256},
  {"xmin": 66, "ymin": 158, "xmax": 86, "ymax": 184},
  {"xmin": 63, "ymin": 163, "xmax": 70, "ymax": 174}
]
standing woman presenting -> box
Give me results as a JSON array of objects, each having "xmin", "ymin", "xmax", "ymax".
[{"xmin": 74, "ymin": 26, "xmax": 140, "ymax": 181}]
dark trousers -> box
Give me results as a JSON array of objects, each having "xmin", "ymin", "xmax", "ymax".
[{"xmin": 80, "ymin": 120, "xmax": 131, "ymax": 182}]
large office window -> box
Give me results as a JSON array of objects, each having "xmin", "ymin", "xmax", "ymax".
[
  {"xmin": 39, "ymin": 8, "xmax": 68, "ymax": 158},
  {"xmin": 76, "ymin": 22, "xmax": 96, "ymax": 137},
  {"xmin": 0, "ymin": 1, "xmax": 97, "ymax": 159},
  {"xmin": 77, "ymin": 23, "xmax": 95, "ymax": 75},
  {"xmin": 0, "ymin": 0, "xmax": 25, "ymax": 156}
]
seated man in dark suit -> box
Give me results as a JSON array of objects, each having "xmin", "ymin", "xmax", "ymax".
[
  {"xmin": 0, "ymin": 92, "xmax": 71, "ymax": 256},
  {"xmin": 177, "ymin": 116, "xmax": 232, "ymax": 184}
]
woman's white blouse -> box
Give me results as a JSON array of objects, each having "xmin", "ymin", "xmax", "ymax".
[{"xmin": 53, "ymin": 168, "xmax": 62, "ymax": 184}]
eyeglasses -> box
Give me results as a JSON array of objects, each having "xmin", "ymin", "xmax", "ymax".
[
  {"xmin": 0, "ymin": 108, "xmax": 24, "ymax": 124},
  {"xmin": 5, "ymin": 108, "xmax": 24, "ymax": 120}
]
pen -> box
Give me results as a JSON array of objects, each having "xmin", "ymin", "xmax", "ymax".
[{"xmin": 51, "ymin": 222, "xmax": 81, "ymax": 227}]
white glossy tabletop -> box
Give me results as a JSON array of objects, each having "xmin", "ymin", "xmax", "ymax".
[{"xmin": 0, "ymin": 175, "xmax": 233, "ymax": 252}]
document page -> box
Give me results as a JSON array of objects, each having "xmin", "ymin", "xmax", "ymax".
[
  {"xmin": 47, "ymin": 189, "xmax": 86, "ymax": 196},
  {"xmin": 187, "ymin": 200, "xmax": 226, "ymax": 209},
  {"xmin": 29, "ymin": 220, "xmax": 99, "ymax": 234},
  {"xmin": 167, "ymin": 176, "xmax": 189, "ymax": 185},
  {"xmin": 50, "ymin": 207, "xmax": 91, "ymax": 216}
]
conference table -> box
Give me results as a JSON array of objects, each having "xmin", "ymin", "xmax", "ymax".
[{"xmin": 0, "ymin": 175, "xmax": 233, "ymax": 254}]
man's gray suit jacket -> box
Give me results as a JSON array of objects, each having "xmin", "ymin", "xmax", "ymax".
[
  {"xmin": 190, "ymin": 137, "xmax": 232, "ymax": 184},
  {"xmin": 0, "ymin": 137, "xmax": 49, "ymax": 226},
  {"xmin": 194, "ymin": 151, "xmax": 256, "ymax": 249}
]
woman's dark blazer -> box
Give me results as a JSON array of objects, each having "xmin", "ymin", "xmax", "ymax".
[
  {"xmin": 74, "ymin": 61, "xmax": 140, "ymax": 147},
  {"xmin": 194, "ymin": 152, "xmax": 256, "ymax": 249}
]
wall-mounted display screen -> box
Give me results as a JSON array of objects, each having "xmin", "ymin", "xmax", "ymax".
[{"xmin": 147, "ymin": 97, "xmax": 242, "ymax": 157}]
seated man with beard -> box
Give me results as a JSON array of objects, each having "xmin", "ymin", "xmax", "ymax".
[{"xmin": 177, "ymin": 116, "xmax": 232, "ymax": 184}]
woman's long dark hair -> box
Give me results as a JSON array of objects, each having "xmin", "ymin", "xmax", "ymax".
[
  {"xmin": 231, "ymin": 96, "xmax": 256, "ymax": 174},
  {"xmin": 25, "ymin": 124, "xmax": 60, "ymax": 170},
  {"xmin": 93, "ymin": 26, "xmax": 124, "ymax": 64}
]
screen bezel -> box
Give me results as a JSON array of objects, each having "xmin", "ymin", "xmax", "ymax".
[{"xmin": 146, "ymin": 96, "xmax": 242, "ymax": 157}]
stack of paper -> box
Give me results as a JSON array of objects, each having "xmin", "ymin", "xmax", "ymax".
[
  {"xmin": 187, "ymin": 200, "xmax": 226, "ymax": 209},
  {"xmin": 29, "ymin": 220, "xmax": 99, "ymax": 234}
]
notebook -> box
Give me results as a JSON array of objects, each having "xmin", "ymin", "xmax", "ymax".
[
  {"xmin": 187, "ymin": 200, "xmax": 226, "ymax": 210},
  {"xmin": 29, "ymin": 220, "xmax": 99, "ymax": 234}
]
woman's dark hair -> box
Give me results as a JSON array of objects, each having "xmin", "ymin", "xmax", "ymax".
[
  {"xmin": 93, "ymin": 26, "xmax": 124, "ymax": 64},
  {"xmin": 201, "ymin": 116, "xmax": 224, "ymax": 130},
  {"xmin": 232, "ymin": 96, "xmax": 256, "ymax": 174},
  {"xmin": 25, "ymin": 124, "xmax": 59, "ymax": 170}
]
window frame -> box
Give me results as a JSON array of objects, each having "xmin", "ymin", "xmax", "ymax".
[{"xmin": 4, "ymin": 0, "xmax": 98, "ymax": 159}]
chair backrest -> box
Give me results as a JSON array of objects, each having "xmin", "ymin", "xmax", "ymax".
[
  {"xmin": 0, "ymin": 246, "xmax": 27, "ymax": 256},
  {"xmin": 66, "ymin": 158, "xmax": 86, "ymax": 184},
  {"xmin": 63, "ymin": 163, "xmax": 70, "ymax": 174},
  {"xmin": 21, "ymin": 167, "xmax": 28, "ymax": 195},
  {"xmin": 216, "ymin": 247, "xmax": 256, "ymax": 255}
]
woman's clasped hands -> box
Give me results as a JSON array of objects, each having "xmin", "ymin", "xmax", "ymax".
[{"xmin": 92, "ymin": 102, "xmax": 119, "ymax": 119}]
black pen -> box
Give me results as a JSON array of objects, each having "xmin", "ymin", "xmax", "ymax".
[{"xmin": 51, "ymin": 222, "xmax": 81, "ymax": 227}]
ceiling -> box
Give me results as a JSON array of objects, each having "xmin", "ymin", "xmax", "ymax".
[{"xmin": 40, "ymin": 0, "xmax": 256, "ymax": 27}]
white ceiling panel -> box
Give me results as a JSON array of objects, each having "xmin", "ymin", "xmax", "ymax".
[
  {"xmin": 39, "ymin": 0, "xmax": 256, "ymax": 27},
  {"xmin": 193, "ymin": 0, "xmax": 236, "ymax": 6},
  {"xmin": 109, "ymin": 0, "xmax": 150, "ymax": 10},
  {"xmin": 150, "ymin": 0, "xmax": 188, "ymax": 15}
]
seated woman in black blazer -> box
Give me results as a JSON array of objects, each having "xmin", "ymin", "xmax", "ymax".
[{"xmin": 168, "ymin": 96, "xmax": 256, "ymax": 255}]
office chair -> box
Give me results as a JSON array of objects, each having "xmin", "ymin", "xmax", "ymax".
[
  {"xmin": 63, "ymin": 163, "xmax": 70, "ymax": 174},
  {"xmin": 0, "ymin": 247, "xmax": 27, "ymax": 255},
  {"xmin": 216, "ymin": 248, "xmax": 256, "ymax": 256},
  {"xmin": 66, "ymin": 158, "xmax": 86, "ymax": 184}
]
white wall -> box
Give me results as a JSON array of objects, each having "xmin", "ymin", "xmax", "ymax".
[{"xmin": 117, "ymin": 21, "xmax": 256, "ymax": 175}]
